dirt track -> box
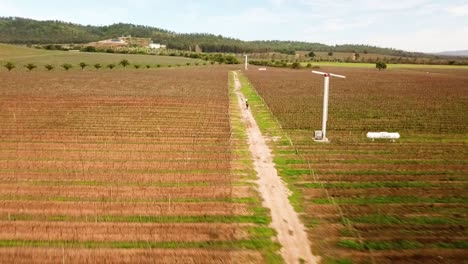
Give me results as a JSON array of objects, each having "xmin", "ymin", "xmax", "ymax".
[{"xmin": 233, "ymin": 71, "xmax": 318, "ymax": 264}]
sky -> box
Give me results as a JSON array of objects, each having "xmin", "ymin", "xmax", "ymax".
[{"xmin": 1, "ymin": 0, "xmax": 468, "ymax": 53}]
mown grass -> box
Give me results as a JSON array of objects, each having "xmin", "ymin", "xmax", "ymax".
[
  {"xmin": 312, "ymin": 196, "xmax": 467, "ymax": 205},
  {"xmin": 0, "ymin": 194, "xmax": 257, "ymax": 204},
  {"xmin": 338, "ymin": 239, "xmax": 423, "ymax": 250},
  {"xmin": 300, "ymin": 181, "xmax": 438, "ymax": 189},
  {"xmin": 6, "ymin": 179, "xmax": 217, "ymax": 188},
  {"xmin": 337, "ymin": 239, "xmax": 468, "ymax": 251},
  {"xmin": 0, "ymin": 167, "xmax": 231, "ymax": 175},
  {"xmin": 2, "ymin": 213, "xmax": 269, "ymax": 225},
  {"xmin": 0, "ymin": 236, "xmax": 276, "ymax": 251},
  {"xmin": 344, "ymin": 215, "xmax": 468, "ymax": 225},
  {"xmin": 316, "ymin": 170, "xmax": 461, "ymax": 176}
]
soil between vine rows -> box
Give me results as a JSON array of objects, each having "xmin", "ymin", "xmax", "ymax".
[
  {"xmin": 244, "ymin": 66, "xmax": 467, "ymax": 264},
  {"xmin": 0, "ymin": 67, "xmax": 276, "ymax": 263}
]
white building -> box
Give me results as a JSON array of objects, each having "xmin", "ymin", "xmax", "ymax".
[{"xmin": 149, "ymin": 43, "xmax": 167, "ymax": 49}]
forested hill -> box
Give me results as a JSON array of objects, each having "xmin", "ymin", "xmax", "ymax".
[{"xmin": 0, "ymin": 17, "xmax": 419, "ymax": 56}]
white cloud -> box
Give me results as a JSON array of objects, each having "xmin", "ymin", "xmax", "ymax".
[
  {"xmin": 304, "ymin": 17, "xmax": 376, "ymax": 34},
  {"xmin": 298, "ymin": 0, "xmax": 430, "ymax": 12},
  {"xmin": 446, "ymin": 4, "xmax": 468, "ymax": 16},
  {"xmin": 366, "ymin": 27, "xmax": 468, "ymax": 52},
  {"xmin": 360, "ymin": 0, "xmax": 429, "ymax": 11},
  {"xmin": 270, "ymin": 0, "xmax": 288, "ymax": 7},
  {"xmin": 0, "ymin": 1, "xmax": 27, "ymax": 17}
]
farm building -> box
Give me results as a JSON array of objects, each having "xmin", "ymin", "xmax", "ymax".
[{"xmin": 149, "ymin": 43, "xmax": 167, "ymax": 49}]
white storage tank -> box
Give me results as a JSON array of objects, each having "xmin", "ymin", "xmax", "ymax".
[{"xmin": 367, "ymin": 132, "xmax": 400, "ymax": 142}]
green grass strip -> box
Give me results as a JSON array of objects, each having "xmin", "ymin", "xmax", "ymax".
[
  {"xmin": 338, "ymin": 239, "xmax": 468, "ymax": 251},
  {"xmin": 0, "ymin": 194, "xmax": 257, "ymax": 204},
  {"xmin": 436, "ymin": 241, "xmax": 468, "ymax": 249},
  {"xmin": 1, "ymin": 214, "xmax": 269, "ymax": 225},
  {"xmin": 338, "ymin": 239, "xmax": 423, "ymax": 250},
  {"xmin": 5, "ymin": 180, "xmax": 217, "ymax": 188},
  {"xmin": 0, "ymin": 239, "xmax": 270, "ymax": 250},
  {"xmin": 312, "ymin": 196, "xmax": 468, "ymax": 205},
  {"xmin": 300, "ymin": 181, "xmax": 437, "ymax": 189},
  {"xmin": 0, "ymin": 168, "xmax": 229, "ymax": 175},
  {"xmin": 345, "ymin": 215, "xmax": 468, "ymax": 225},
  {"xmin": 318, "ymin": 170, "xmax": 461, "ymax": 176}
]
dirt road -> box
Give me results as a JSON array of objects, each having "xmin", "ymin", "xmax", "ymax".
[{"xmin": 232, "ymin": 71, "xmax": 319, "ymax": 264}]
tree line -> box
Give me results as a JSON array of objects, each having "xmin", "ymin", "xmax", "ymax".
[
  {"xmin": 1, "ymin": 59, "xmax": 228, "ymax": 72},
  {"xmin": 0, "ymin": 17, "xmax": 430, "ymax": 57}
]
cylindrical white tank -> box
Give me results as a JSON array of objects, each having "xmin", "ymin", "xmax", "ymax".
[{"xmin": 367, "ymin": 132, "xmax": 400, "ymax": 140}]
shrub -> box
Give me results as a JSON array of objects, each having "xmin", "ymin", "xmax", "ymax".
[
  {"xmin": 376, "ymin": 61, "xmax": 387, "ymax": 70},
  {"xmin": 224, "ymin": 55, "xmax": 239, "ymax": 64},
  {"xmin": 94, "ymin": 63, "xmax": 102, "ymax": 70},
  {"xmin": 134, "ymin": 64, "xmax": 141, "ymax": 69},
  {"xmin": 107, "ymin": 64, "xmax": 116, "ymax": 70},
  {"xmin": 156, "ymin": 64, "xmax": 161, "ymax": 68},
  {"xmin": 3, "ymin": 62, "xmax": 15, "ymax": 71},
  {"xmin": 119, "ymin": 59, "xmax": 130, "ymax": 68},
  {"xmin": 291, "ymin": 62, "xmax": 301, "ymax": 69},
  {"xmin": 24, "ymin": 63, "xmax": 37, "ymax": 71},
  {"xmin": 61, "ymin": 64, "xmax": 72, "ymax": 71},
  {"xmin": 44, "ymin": 64, "xmax": 54, "ymax": 71},
  {"xmin": 82, "ymin": 46, "xmax": 97, "ymax": 52},
  {"xmin": 146, "ymin": 65, "xmax": 151, "ymax": 69},
  {"xmin": 79, "ymin": 62, "xmax": 88, "ymax": 70}
]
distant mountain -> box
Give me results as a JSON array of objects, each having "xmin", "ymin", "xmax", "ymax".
[
  {"xmin": 435, "ymin": 50, "xmax": 468, "ymax": 57},
  {"xmin": 0, "ymin": 16, "xmax": 431, "ymax": 57}
]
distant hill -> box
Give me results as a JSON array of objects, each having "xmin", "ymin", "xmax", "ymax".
[
  {"xmin": 435, "ymin": 50, "xmax": 468, "ymax": 57},
  {"xmin": 0, "ymin": 17, "xmax": 438, "ymax": 57}
]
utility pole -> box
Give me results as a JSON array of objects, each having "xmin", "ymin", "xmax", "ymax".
[{"xmin": 244, "ymin": 55, "xmax": 248, "ymax": 70}]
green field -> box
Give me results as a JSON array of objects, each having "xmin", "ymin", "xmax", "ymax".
[
  {"xmin": 0, "ymin": 44, "xmax": 203, "ymax": 69},
  {"xmin": 301, "ymin": 61, "xmax": 468, "ymax": 69}
]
